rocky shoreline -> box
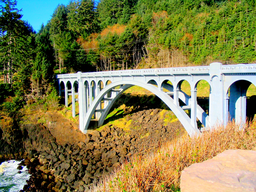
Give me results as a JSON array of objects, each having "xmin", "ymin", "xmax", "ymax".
[{"xmin": 0, "ymin": 107, "xmax": 185, "ymax": 191}]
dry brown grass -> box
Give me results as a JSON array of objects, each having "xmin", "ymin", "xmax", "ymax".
[
  {"xmin": 101, "ymin": 24, "xmax": 127, "ymax": 37},
  {"xmin": 92, "ymin": 121, "xmax": 256, "ymax": 191}
]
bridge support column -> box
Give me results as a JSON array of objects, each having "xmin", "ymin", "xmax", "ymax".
[
  {"xmin": 78, "ymin": 72, "xmax": 86, "ymax": 132},
  {"xmin": 209, "ymin": 63, "xmax": 224, "ymax": 129},
  {"xmin": 191, "ymin": 88, "xmax": 197, "ymax": 129},
  {"xmin": 174, "ymin": 84, "xmax": 179, "ymax": 106},
  {"xmin": 72, "ymin": 84, "xmax": 76, "ymax": 118},
  {"xmin": 224, "ymin": 94, "xmax": 229, "ymax": 126},
  {"xmin": 95, "ymin": 83, "xmax": 102, "ymax": 120},
  {"xmin": 65, "ymin": 83, "xmax": 68, "ymax": 107}
]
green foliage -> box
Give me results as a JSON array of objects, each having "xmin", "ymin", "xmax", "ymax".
[
  {"xmin": 98, "ymin": 0, "xmax": 138, "ymax": 28},
  {"xmin": 67, "ymin": 0, "xmax": 99, "ymax": 38},
  {"xmin": 1, "ymin": 96, "xmax": 24, "ymax": 117},
  {"xmin": 0, "ymin": 0, "xmax": 35, "ymax": 85},
  {"xmin": 0, "ymin": 83, "xmax": 13, "ymax": 103},
  {"xmin": 41, "ymin": 88, "xmax": 60, "ymax": 111},
  {"xmin": 1, "ymin": 0, "xmax": 256, "ymax": 104}
]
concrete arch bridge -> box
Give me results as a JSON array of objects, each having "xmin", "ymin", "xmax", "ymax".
[{"xmin": 57, "ymin": 62, "xmax": 256, "ymax": 137}]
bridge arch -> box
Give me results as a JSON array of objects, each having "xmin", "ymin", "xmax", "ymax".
[
  {"xmin": 106, "ymin": 80, "xmax": 112, "ymax": 86},
  {"xmin": 97, "ymin": 80, "xmax": 103, "ymax": 95},
  {"xmin": 178, "ymin": 79, "xmax": 191, "ymax": 97},
  {"xmin": 105, "ymin": 80, "xmax": 113, "ymax": 98},
  {"xmin": 66, "ymin": 81, "xmax": 72, "ymax": 90},
  {"xmin": 84, "ymin": 81, "xmax": 89, "ymax": 111},
  {"xmin": 65, "ymin": 81, "xmax": 72, "ymax": 107},
  {"xmin": 195, "ymin": 79, "xmax": 211, "ymax": 113},
  {"xmin": 90, "ymin": 80, "xmax": 96, "ymax": 104},
  {"xmin": 147, "ymin": 79, "xmax": 158, "ymax": 87},
  {"xmin": 160, "ymin": 80, "xmax": 174, "ymax": 91},
  {"xmin": 73, "ymin": 81, "xmax": 78, "ymax": 93},
  {"xmin": 59, "ymin": 81, "xmax": 65, "ymax": 96},
  {"xmin": 71, "ymin": 81, "xmax": 79, "ymax": 117},
  {"xmin": 82, "ymin": 80, "xmax": 201, "ymax": 137},
  {"xmin": 226, "ymin": 79, "xmax": 254, "ymax": 125}
]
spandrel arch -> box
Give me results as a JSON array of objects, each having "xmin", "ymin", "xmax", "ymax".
[
  {"xmin": 226, "ymin": 80, "xmax": 254, "ymax": 125},
  {"xmin": 82, "ymin": 80, "xmax": 201, "ymax": 137}
]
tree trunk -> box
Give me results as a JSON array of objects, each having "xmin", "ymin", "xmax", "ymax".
[{"xmin": 3, "ymin": 62, "xmax": 7, "ymax": 83}]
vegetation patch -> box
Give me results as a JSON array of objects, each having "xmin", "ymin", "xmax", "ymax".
[{"xmin": 93, "ymin": 122, "xmax": 256, "ymax": 191}]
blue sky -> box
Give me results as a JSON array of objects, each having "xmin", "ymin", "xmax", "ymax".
[{"xmin": 16, "ymin": 0, "xmax": 71, "ymax": 32}]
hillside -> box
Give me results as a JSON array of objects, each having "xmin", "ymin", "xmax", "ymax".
[{"xmin": 1, "ymin": 0, "xmax": 256, "ymax": 100}]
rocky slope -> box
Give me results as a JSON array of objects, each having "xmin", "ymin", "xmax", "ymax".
[{"xmin": 0, "ymin": 94, "xmax": 186, "ymax": 191}]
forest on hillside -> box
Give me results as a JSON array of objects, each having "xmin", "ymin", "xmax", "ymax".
[{"xmin": 1, "ymin": 0, "xmax": 256, "ymax": 100}]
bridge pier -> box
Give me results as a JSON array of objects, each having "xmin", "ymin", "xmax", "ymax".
[
  {"xmin": 209, "ymin": 63, "xmax": 224, "ymax": 129},
  {"xmin": 65, "ymin": 85, "xmax": 68, "ymax": 107},
  {"xmin": 78, "ymin": 72, "xmax": 84, "ymax": 131},
  {"xmin": 72, "ymin": 84, "xmax": 76, "ymax": 117},
  {"xmin": 190, "ymin": 88, "xmax": 197, "ymax": 129},
  {"xmin": 173, "ymin": 84, "xmax": 179, "ymax": 106}
]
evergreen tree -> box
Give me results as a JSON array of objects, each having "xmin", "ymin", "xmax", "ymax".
[
  {"xmin": 67, "ymin": 0, "xmax": 99, "ymax": 38},
  {"xmin": 0, "ymin": 0, "xmax": 26, "ymax": 84},
  {"xmin": 31, "ymin": 28, "xmax": 55, "ymax": 97}
]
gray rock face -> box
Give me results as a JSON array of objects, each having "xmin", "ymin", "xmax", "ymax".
[{"xmin": 180, "ymin": 150, "xmax": 256, "ymax": 192}]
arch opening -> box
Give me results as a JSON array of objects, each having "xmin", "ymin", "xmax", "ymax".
[
  {"xmin": 91, "ymin": 81, "xmax": 96, "ymax": 102},
  {"xmin": 147, "ymin": 79, "xmax": 158, "ymax": 87},
  {"xmin": 106, "ymin": 80, "xmax": 112, "ymax": 98},
  {"xmin": 246, "ymin": 83, "xmax": 256, "ymax": 122},
  {"xmin": 178, "ymin": 80, "xmax": 191, "ymax": 107},
  {"xmin": 97, "ymin": 81, "xmax": 104, "ymax": 111},
  {"xmin": 59, "ymin": 81, "xmax": 65, "ymax": 104},
  {"xmin": 161, "ymin": 80, "xmax": 174, "ymax": 98},
  {"xmin": 74, "ymin": 81, "xmax": 79, "ymax": 93},
  {"xmin": 84, "ymin": 81, "xmax": 89, "ymax": 112},
  {"xmin": 66, "ymin": 81, "xmax": 72, "ymax": 106},
  {"xmin": 71, "ymin": 81, "xmax": 79, "ymax": 117},
  {"xmin": 227, "ymin": 80, "xmax": 252, "ymax": 125},
  {"xmin": 195, "ymin": 80, "xmax": 210, "ymax": 129}
]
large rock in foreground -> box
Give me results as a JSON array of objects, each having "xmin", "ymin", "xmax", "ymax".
[{"xmin": 180, "ymin": 150, "xmax": 256, "ymax": 192}]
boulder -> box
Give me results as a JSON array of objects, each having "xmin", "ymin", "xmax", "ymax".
[
  {"xmin": 180, "ymin": 150, "xmax": 256, "ymax": 192},
  {"xmin": 66, "ymin": 173, "xmax": 76, "ymax": 183}
]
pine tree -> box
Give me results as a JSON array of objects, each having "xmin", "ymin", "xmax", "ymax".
[
  {"xmin": 0, "ymin": 0, "xmax": 24, "ymax": 84},
  {"xmin": 67, "ymin": 0, "xmax": 99, "ymax": 38}
]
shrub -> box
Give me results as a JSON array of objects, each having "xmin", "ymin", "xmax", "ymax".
[
  {"xmin": 2, "ymin": 96, "xmax": 24, "ymax": 117},
  {"xmin": 0, "ymin": 83, "xmax": 13, "ymax": 104},
  {"xmin": 42, "ymin": 88, "xmax": 60, "ymax": 111}
]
